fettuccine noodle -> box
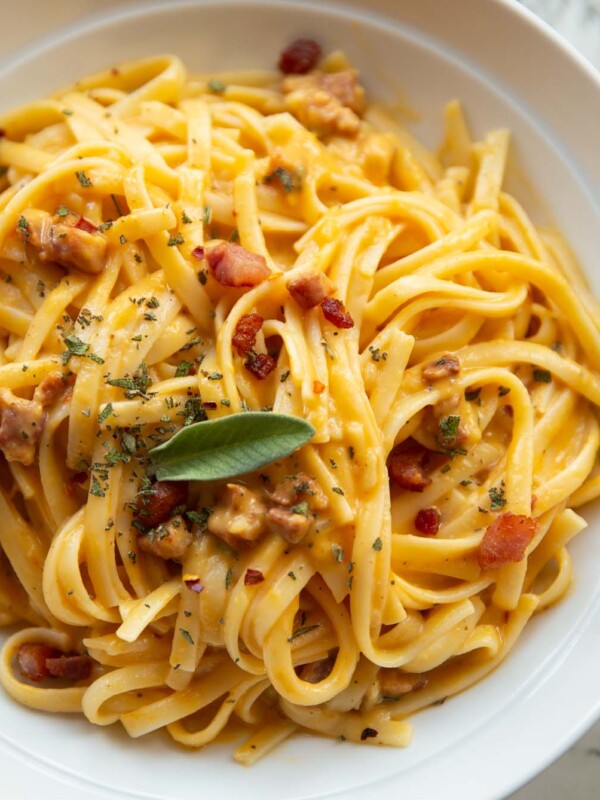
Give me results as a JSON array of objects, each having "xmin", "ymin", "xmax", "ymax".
[{"xmin": 0, "ymin": 45, "xmax": 598, "ymax": 764}]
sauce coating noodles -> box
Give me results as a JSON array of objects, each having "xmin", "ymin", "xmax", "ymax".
[{"xmin": 0, "ymin": 51, "xmax": 599, "ymax": 764}]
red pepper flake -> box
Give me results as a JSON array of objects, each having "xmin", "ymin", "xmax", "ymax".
[
  {"xmin": 244, "ymin": 568, "xmax": 264, "ymax": 586},
  {"xmin": 191, "ymin": 245, "xmax": 205, "ymax": 260},
  {"xmin": 110, "ymin": 67, "xmax": 121, "ymax": 77},
  {"xmin": 184, "ymin": 576, "xmax": 205, "ymax": 594},
  {"xmin": 245, "ymin": 353, "xmax": 276, "ymax": 380},
  {"xmin": 232, "ymin": 313, "xmax": 263, "ymax": 357},
  {"xmin": 321, "ymin": 297, "xmax": 354, "ymax": 329},
  {"xmin": 414, "ymin": 507, "xmax": 441, "ymax": 536},
  {"xmin": 360, "ymin": 727, "xmax": 378, "ymax": 741},
  {"xmin": 74, "ymin": 216, "xmax": 98, "ymax": 234},
  {"xmin": 279, "ymin": 39, "xmax": 322, "ymax": 74},
  {"xmin": 202, "ymin": 401, "xmax": 218, "ymax": 410},
  {"xmin": 313, "ymin": 380, "xmax": 325, "ymax": 394},
  {"xmin": 0, "ymin": 128, "xmax": 5, "ymax": 138}
]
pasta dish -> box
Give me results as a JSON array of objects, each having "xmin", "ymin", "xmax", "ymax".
[{"xmin": 0, "ymin": 40, "xmax": 599, "ymax": 764}]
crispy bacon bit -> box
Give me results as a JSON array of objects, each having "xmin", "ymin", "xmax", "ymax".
[
  {"xmin": 298, "ymin": 655, "xmax": 335, "ymax": 683},
  {"xmin": 191, "ymin": 245, "xmax": 205, "ymax": 260},
  {"xmin": 422, "ymin": 354, "xmax": 461, "ymax": 382},
  {"xmin": 321, "ymin": 72, "xmax": 365, "ymax": 113},
  {"xmin": 414, "ymin": 507, "xmax": 441, "ymax": 536},
  {"xmin": 202, "ymin": 401, "xmax": 217, "ymax": 410},
  {"xmin": 184, "ymin": 575, "xmax": 205, "ymax": 594},
  {"xmin": 287, "ymin": 272, "xmax": 332, "ymax": 309},
  {"xmin": 321, "ymin": 297, "xmax": 354, "ymax": 328},
  {"xmin": 74, "ymin": 216, "xmax": 98, "ymax": 234},
  {"xmin": 17, "ymin": 643, "xmax": 59, "ymax": 682},
  {"xmin": 137, "ymin": 515, "xmax": 192, "ymax": 561},
  {"xmin": 45, "ymin": 654, "xmax": 93, "ymax": 681},
  {"xmin": 232, "ymin": 313, "xmax": 264, "ymax": 357},
  {"xmin": 270, "ymin": 473, "xmax": 328, "ymax": 510},
  {"xmin": 244, "ymin": 567, "xmax": 265, "ymax": 586},
  {"xmin": 206, "ymin": 241, "xmax": 270, "ymax": 287},
  {"xmin": 477, "ymin": 512, "xmax": 538, "ymax": 571},
  {"xmin": 279, "ymin": 38, "xmax": 322, "ymax": 74},
  {"xmin": 266, "ymin": 506, "xmax": 312, "ymax": 544},
  {"xmin": 17, "ymin": 643, "xmax": 92, "ymax": 682},
  {"xmin": 208, "ymin": 483, "xmax": 267, "ymax": 548},
  {"xmin": 0, "ymin": 388, "xmax": 46, "ymax": 466},
  {"xmin": 379, "ymin": 669, "xmax": 428, "ymax": 699},
  {"xmin": 18, "ymin": 208, "xmax": 108, "ymax": 275},
  {"xmin": 245, "ymin": 353, "xmax": 276, "ymax": 380},
  {"xmin": 387, "ymin": 440, "xmax": 439, "ymax": 492},
  {"xmin": 34, "ymin": 371, "xmax": 66, "ymax": 408},
  {"xmin": 313, "ymin": 380, "xmax": 325, "ymax": 394},
  {"xmin": 360, "ymin": 727, "xmax": 378, "ymax": 741},
  {"xmin": 134, "ymin": 480, "xmax": 188, "ymax": 528},
  {"xmin": 282, "ymin": 70, "xmax": 365, "ymax": 136}
]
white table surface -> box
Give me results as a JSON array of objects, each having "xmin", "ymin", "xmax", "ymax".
[{"xmin": 0, "ymin": 2, "xmax": 599, "ymax": 798}]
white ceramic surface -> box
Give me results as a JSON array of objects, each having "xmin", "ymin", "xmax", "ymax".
[{"xmin": 1, "ymin": 2, "xmax": 599, "ymax": 799}]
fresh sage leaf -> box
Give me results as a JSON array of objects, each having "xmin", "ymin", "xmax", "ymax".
[{"xmin": 149, "ymin": 412, "xmax": 315, "ymax": 481}]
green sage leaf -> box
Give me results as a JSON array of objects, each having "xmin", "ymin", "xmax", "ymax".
[{"xmin": 149, "ymin": 412, "xmax": 315, "ymax": 481}]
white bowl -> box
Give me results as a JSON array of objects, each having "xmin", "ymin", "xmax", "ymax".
[{"xmin": 1, "ymin": 2, "xmax": 599, "ymax": 799}]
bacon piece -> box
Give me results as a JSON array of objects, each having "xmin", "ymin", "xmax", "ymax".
[
  {"xmin": 287, "ymin": 272, "xmax": 332, "ymax": 309},
  {"xmin": 387, "ymin": 439, "xmax": 445, "ymax": 492},
  {"xmin": 206, "ymin": 242, "xmax": 270, "ymax": 288},
  {"xmin": 45, "ymin": 654, "xmax": 93, "ymax": 681},
  {"xmin": 379, "ymin": 669, "xmax": 427, "ymax": 699},
  {"xmin": 17, "ymin": 643, "xmax": 59, "ymax": 682},
  {"xmin": 18, "ymin": 209, "xmax": 108, "ymax": 275},
  {"xmin": 321, "ymin": 297, "xmax": 354, "ymax": 328},
  {"xmin": 422, "ymin": 354, "xmax": 461, "ymax": 382},
  {"xmin": 245, "ymin": 353, "xmax": 276, "ymax": 380},
  {"xmin": 270, "ymin": 473, "xmax": 328, "ymax": 510},
  {"xmin": 414, "ymin": 507, "xmax": 441, "ymax": 536},
  {"xmin": 232, "ymin": 313, "xmax": 263, "ymax": 357},
  {"xmin": 266, "ymin": 506, "xmax": 312, "ymax": 544},
  {"xmin": 137, "ymin": 515, "xmax": 192, "ymax": 561},
  {"xmin": 478, "ymin": 512, "xmax": 538, "ymax": 571},
  {"xmin": 33, "ymin": 371, "xmax": 66, "ymax": 408},
  {"xmin": 208, "ymin": 483, "xmax": 267, "ymax": 548},
  {"xmin": 0, "ymin": 388, "xmax": 46, "ymax": 466},
  {"xmin": 282, "ymin": 70, "xmax": 365, "ymax": 136},
  {"xmin": 244, "ymin": 568, "xmax": 264, "ymax": 586},
  {"xmin": 298, "ymin": 655, "xmax": 335, "ymax": 683},
  {"xmin": 279, "ymin": 39, "xmax": 322, "ymax": 74},
  {"xmin": 134, "ymin": 480, "xmax": 188, "ymax": 528},
  {"xmin": 321, "ymin": 72, "xmax": 365, "ymax": 114}
]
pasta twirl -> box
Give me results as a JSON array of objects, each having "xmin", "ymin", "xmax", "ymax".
[{"xmin": 0, "ymin": 44, "xmax": 598, "ymax": 764}]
